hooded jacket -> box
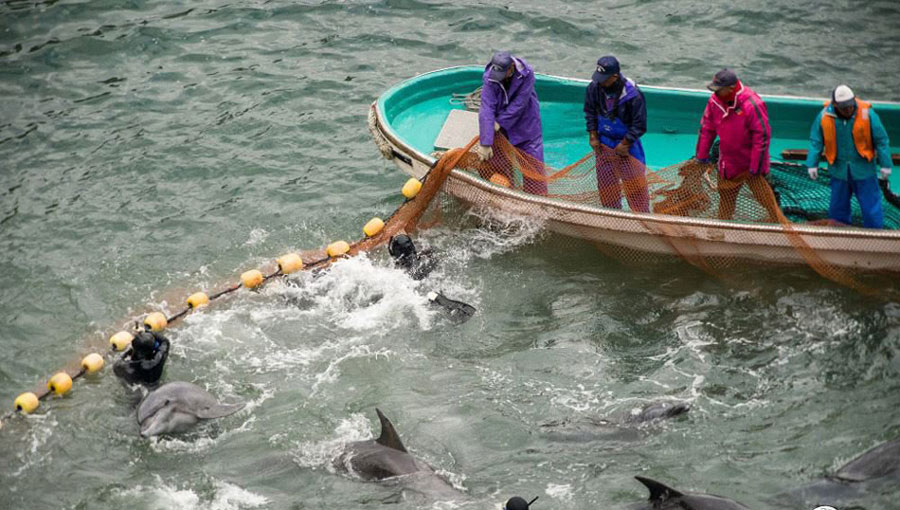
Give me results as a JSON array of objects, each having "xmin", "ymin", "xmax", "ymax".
[
  {"xmin": 479, "ymin": 56, "xmax": 542, "ymax": 148},
  {"xmin": 695, "ymin": 82, "xmax": 771, "ymax": 179}
]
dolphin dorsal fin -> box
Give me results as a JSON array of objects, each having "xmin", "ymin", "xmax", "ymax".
[
  {"xmin": 375, "ymin": 408, "xmax": 408, "ymax": 453},
  {"xmin": 635, "ymin": 476, "xmax": 684, "ymax": 502}
]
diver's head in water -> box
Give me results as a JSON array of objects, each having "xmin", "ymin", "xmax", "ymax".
[
  {"xmin": 388, "ymin": 234, "xmax": 417, "ymax": 268},
  {"xmin": 131, "ymin": 331, "xmax": 158, "ymax": 360},
  {"xmin": 504, "ymin": 496, "xmax": 537, "ymax": 510}
]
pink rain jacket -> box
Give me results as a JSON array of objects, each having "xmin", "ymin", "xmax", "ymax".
[{"xmin": 695, "ymin": 82, "xmax": 771, "ymax": 179}]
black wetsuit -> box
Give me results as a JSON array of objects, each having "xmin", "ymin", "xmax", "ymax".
[
  {"xmin": 389, "ymin": 234, "xmax": 437, "ymax": 280},
  {"xmin": 113, "ymin": 332, "xmax": 170, "ymax": 385},
  {"xmin": 395, "ymin": 248, "xmax": 437, "ymax": 281}
]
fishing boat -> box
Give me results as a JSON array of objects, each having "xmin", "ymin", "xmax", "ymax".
[{"xmin": 368, "ymin": 65, "xmax": 900, "ymax": 272}]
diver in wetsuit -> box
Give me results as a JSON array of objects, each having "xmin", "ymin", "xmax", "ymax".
[
  {"xmin": 387, "ymin": 234, "xmax": 476, "ymax": 322},
  {"xmin": 113, "ymin": 330, "xmax": 170, "ymax": 386},
  {"xmin": 388, "ymin": 234, "xmax": 437, "ymax": 281},
  {"xmin": 504, "ymin": 496, "xmax": 538, "ymax": 510}
]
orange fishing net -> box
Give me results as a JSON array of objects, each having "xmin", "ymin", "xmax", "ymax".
[{"xmin": 436, "ymin": 135, "xmax": 900, "ymax": 295}]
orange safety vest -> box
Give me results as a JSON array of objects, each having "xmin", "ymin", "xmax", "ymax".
[{"xmin": 821, "ymin": 98, "xmax": 874, "ymax": 164}]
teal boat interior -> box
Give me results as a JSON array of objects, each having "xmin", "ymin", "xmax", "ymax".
[
  {"xmin": 378, "ymin": 65, "xmax": 900, "ymax": 172},
  {"xmin": 377, "ymin": 67, "xmax": 900, "ymax": 228}
]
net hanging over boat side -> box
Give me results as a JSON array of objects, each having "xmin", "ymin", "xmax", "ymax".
[{"xmin": 446, "ymin": 134, "xmax": 900, "ymax": 295}]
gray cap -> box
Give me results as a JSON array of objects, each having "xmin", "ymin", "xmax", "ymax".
[
  {"xmin": 707, "ymin": 68, "xmax": 738, "ymax": 91},
  {"xmin": 489, "ymin": 51, "xmax": 514, "ymax": 81}
]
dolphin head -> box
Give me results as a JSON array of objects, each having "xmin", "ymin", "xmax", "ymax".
[
  {"xmin": 139, "ymin": 399, "xmax": 200, "ymax": 437},
  {"xmin": 628, "ymin": 401, "xmax": 692, "ymax": 424},
  {"xmin": 136, "ymin": 382, "xmax": 244, "ymax": 438}
]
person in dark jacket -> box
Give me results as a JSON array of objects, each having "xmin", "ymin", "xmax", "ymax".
[
  {"xmin": 113, "ymin": 330, "xmax": 170, "ymax": 386},
  {"xmin": 583, "ymin": 55, "xmax": 650, "ymax": 212},
  {"xmin": 478, "ymin": 51, "xmax": 547, "ymax": 195}
]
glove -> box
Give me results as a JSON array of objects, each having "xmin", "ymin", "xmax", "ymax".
[
  {"xmin": 808, "ymin": 167, "xmax": 818, "ymax": 180},
  {"xmin": 493, "ymin": 121, "xmax": 500, "ymax": 132},
  {"xmin": 588, "ymin": 131, "xmax": 601, "ymax": 151},
  {"xmin": 880, "ymin": 167, "xmax": 892, "ymax": 180},
  {"xmin": 477, "ymin": 144, "xmax": 493, "ymax": 162}
]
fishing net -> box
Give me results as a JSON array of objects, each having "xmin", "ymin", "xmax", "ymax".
[{"xmin": 430, "ymin": 134, "xmax": 900, "ymax": 295}]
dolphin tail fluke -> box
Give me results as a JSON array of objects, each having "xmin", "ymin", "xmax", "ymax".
[
  {"xmin": 375, "ymin": 408, "xmax": 408, "ymax": 453},
  {"xmin": 196, "ymin": 402, "xmax": 245, "ymax": 419},
  {"xmin": 635, "ymin": 476, "xmax": 684, "ymax": 502}
]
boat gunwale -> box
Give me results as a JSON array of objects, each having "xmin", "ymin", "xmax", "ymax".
[
  {"xmin": 379, "ymin": 64, "xmax": 900, "ymax": 106},
  {"xmin": 373, "ymin": 66, "xmax": 900, "ymax": 242}
]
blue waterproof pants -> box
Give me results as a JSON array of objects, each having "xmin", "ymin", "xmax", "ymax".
[{"xmin": 829, "ymin": 176, "xmax": 884, "ymax": 229}]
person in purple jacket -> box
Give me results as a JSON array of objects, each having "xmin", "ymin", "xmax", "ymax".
[{"xmin": 478, "ymin": 51, "xmax": 547, "ymax": 195}]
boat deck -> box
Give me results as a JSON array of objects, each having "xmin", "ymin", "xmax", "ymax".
[{"xmin": 383, "ymin": 66, "xmax": 900, "ymax": 178}]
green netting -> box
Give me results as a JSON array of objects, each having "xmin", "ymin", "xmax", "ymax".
[{"xmin": 768, "ymin": 162, "xmax": 900, "ymax": 229}]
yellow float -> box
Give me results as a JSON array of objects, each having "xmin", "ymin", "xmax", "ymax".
[
  {"xmin": 327, "ymin": 241, "xmax": 350, "ymax": 258},
  {"xmin": 363, "ymin": 217, "xmax": 385, "ymax": 237},
  {"xmin": 187, "ymin": 292, "xmax": 210, "ymax": 309},
  {"xmin": 401, "ymin": 178, "xmax": 422, "ymax": 199},
  {"xmin": 144, "ymin": 312, "xmax": 168, "ymax": 332},
  {"xmin": 241, "ymin": 269, "xmax": 264, "ymax": 288},
  {"xmin": 81, "ymin": 353, "xmax": 105, "ymax": 374},
  {"xmin": 276, "ymin": 253, "xmax": 303, "ymax": 274},
  {"xmin": 109, "ymin": 331, "xmax": 134, "ymax": 351},
  {"xmin": 48, "ymin": 372, "xmax": 73, "ymax": 396},
  {"xmin": 14, "ymin": 392, "xmax": 39, "ymax": 414}
]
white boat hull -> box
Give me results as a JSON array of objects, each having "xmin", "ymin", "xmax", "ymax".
[{"xmin": 370, "ymin": 103, "xmax": 900, "ymax": 273}]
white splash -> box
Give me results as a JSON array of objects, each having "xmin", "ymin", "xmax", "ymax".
[
  {"xmin": 292, "ymin": 412, "xmax": 372, "ymax": 472},
  {"xmin": 545, "ymin": 482, "xmax": 574, "ymax": 501},
  {"xmin": 114, "ymin": 475, "xmax": 267, "ymax": 509},
  {"xmin": 244, "ymin": 228, "xmax": 269, "ymax": 246},
  {"xmin": 460, "ymin": 206, "xmax": 546, "ymax": 260}
]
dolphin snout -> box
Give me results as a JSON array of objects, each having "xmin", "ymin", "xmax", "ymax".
[
  {"xmin": 139, "ymin": 416, "xmax": 166, "ymax": 438},
  {"xmin": 666, "ymin": 402, "xmax": 691, "ymax": 418}
]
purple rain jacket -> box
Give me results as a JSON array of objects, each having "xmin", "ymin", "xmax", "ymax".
[{"xmin": 478, "ymin": 56, "xmax": 543, "ymax": 150}]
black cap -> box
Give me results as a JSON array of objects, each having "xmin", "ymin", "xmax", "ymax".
[
  {"xmin": 504, "ymin": 496, "xmax": 538, "ymax": 510},
  {"xmin": 707, "ymin": 68, "xmax": 738, "ymax": 91},
  {"xmin": 489, "ymin": 51, "xmax": 514, "ymax": 81},
  {"xmin": 132, "ymin": 331, "xmax": 157, "ymax": 358},
  {"xmin": 388, "ymin": 234, "xmax": 416, "ymax": 260},
  {"xmin": 592, "ymin": 55, "xmax": 620, "ymax": 83}
]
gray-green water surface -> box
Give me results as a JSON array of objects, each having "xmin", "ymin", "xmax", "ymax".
[{"xmin": 2, "ymin": 1, "xmax": 900, "ymax": 509}]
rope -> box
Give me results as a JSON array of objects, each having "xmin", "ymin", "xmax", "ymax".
[
  {"xmin": 1, "ymin": 142, "xmax": 477, "ymax": 429},
  {"xmin": 368, "ymin": 103, "xmax": 394, "ymax": 160},
  {"xmin": 449, "ymin": 86, "xmax": 482, "ymax": 112}
]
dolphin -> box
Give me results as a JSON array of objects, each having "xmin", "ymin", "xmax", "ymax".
[
  {"xmin": 541, "ymin": 401, "xmax": 691, "ymax": 442},
  {"xmin": 632, "ymin": 476, "xmax": 750, "ymax": 510},
  {"xmin": 137, "ymin": 381, "xmax": 245, "ymax": 437},
  {"xmin": 773, "ymin": 437, "xmax": 900, "ymax": 507},
  {"xmin": 335, "ymin": 409, "xmax": 460, "ymax": 498}
]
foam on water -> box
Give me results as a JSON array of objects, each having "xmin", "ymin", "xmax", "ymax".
[
  {"xmin": 545, "ymin": 482, "xmax": 574, "ymax": 502},
  {"xmin": 113, "ymin": 475, "xmax": 267, "ymax": 510},
  {"xmin": 11, "ymin": 413, "xmax": 57, "ymax": 477},
  {"xmin": 457, "ymin": 207, "xmax": 547, "ymax": 261},
  {"xmin": 292, "ymin": 412, "xmax": 372, "ymax": 472}
]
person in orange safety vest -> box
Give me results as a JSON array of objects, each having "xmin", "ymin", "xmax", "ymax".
[{"xmin": 806, "ymin": 85, "xmax": 893, "ymax": 228}]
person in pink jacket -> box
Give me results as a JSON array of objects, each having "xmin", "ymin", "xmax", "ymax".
[{"xmin": 694, "ymin": 69, "xmax": 777, "ymax": 221}]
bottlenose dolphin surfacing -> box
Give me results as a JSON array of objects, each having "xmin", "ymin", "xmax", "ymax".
[
  {"xmin": 541, "ymin": 401, "xmax": 691, "ymax": 442},
  {"xmin": 335, "ymin": 409, "xmax": 460, "ymax": 499},
  {"xmin": 633, "ymin": 476, "xmax": 749, "ymax": 509},
  {"xmin": 137, "ymin": 381, "xmax": 245, "ymax": 437},
  {"xmin": 337, "ymin": 408, "xmax": 434, "ymax": 480},
  {"xmin": 774, "ymin": 437, "xmax": 900, "ymax": 507}
]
